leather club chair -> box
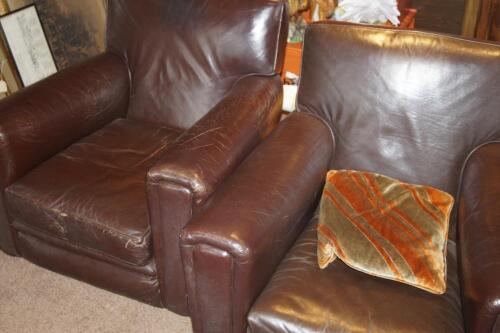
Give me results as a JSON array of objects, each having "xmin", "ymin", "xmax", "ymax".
[
  {"xmin": 180, "ymin": 23, "xmax": 500, "ymax": 332},
  {"xmin": 0, "ymin": 0, "xmax": 288, "ymax": 318}
]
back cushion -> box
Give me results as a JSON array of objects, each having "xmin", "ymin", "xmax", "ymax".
[
  {"xmin": 298, "ymin": 23, "xmax": 500, "ymax": 236},
  {"xmin": 107, "ymin": 0, "xmax": 287, "ymax": 129}
]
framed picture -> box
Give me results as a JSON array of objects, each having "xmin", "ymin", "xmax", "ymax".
[
  {"xmin": 34, "ymin": 0, "xmax": 106, "ymax": 70},
  {"xmin": 0, "ymin": 4, "xmax": 57, "ymax": 87}
]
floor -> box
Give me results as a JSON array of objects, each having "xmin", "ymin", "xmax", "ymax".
[
  {"xmin": 0, "ymin": 251, "xmax": 192, "ymax": 333},
  {"xmin": 413, "ymin": 0, "xmax": 465, "ymax": 34}
]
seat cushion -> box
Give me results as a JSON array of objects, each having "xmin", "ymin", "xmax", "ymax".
[
  {"xmin": 248, "ymin": 216, "xmax": 464, "ymax": 333},
  {"xmin": 6, "ymin": 118, "xmax": 182, "ymax": 266}
]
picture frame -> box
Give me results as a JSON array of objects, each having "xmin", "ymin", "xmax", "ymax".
[
  {"xmin": 0, "ymin": 4, "xmax": 57, "ymax": 87},
  {"xmin": 33, "ymin": 0, "xmax": 106, "ymax": 70}
]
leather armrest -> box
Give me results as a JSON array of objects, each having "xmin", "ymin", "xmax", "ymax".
[
  {"xmin": 147, "ymin": 74, "xmax": 283, "ymax": 205},
  {"xmin": 145, "ymin": 74, "xmax": 283, "ymax": 312},
  {"xmin": 0, "ymin": 52, "xmax": 128, "ymax": 255},
  {"xmin": 180, "ymin": 113, "xmax": 334, "ymax": 333},
  {"xmin": 0, "ymin": 52, "xmax": 129, "ymax": 188},
  {"xmin": 458, "ymin": 141, "xmax": 500, "ymax": 333}
]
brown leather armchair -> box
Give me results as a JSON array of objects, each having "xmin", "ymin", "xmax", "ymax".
[
  {"xmin": 0, "ymin": 0, "xmax": 288, "ymax": 318},
  {"xmin": 181, "ymin": 23, "xmax": 500, "ymax": 332}
]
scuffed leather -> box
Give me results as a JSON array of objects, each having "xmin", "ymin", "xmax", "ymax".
[
  {"xmin": 147, "ymin": 74, "xmax": 283, "ymax": 314},
  {"xmin": 0, "ymin": 0, "xmax": 289, "ymax": 321},
  {"xmin": 17, "ymin": 232, "xmax": 162, "ymax": 306},
  {"xmin": 108, "ymin": 0, "xmax": 288, "ymax": 129},
  {"xmin": 0, "ymin": 53, "xmax": 129, "ymax": 254},
  {"xmin": 6, "ymin": 119, "xmax": 181, "ymax": 266},
  {"xmin": 298, "ymin": 22, "xmax": 500, "ymax": 239},
  {"xmin": 459, "ymin": 141, "xmax": 500, "ymax": 333},
  {"xmin": 181, "ymin": 113, "xmax": 334, "ymax": 333},
  {"xmin": 248, "ymin": 219, "xmax": 464, "ymax": 333},
  {"xmin": 247, "ymin": 23, "xmax": 500, "ymax": 333},
  {"xmin": 148, "ymin": 75, "xmax": 283, "ymax": 205}
]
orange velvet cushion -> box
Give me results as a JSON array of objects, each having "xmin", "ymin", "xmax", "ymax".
[{"xmin": 317, "ymin": 170, "xmax": 454, "ymax": 294}]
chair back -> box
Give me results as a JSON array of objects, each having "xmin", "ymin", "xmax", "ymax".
[
  {"xmin": 107, "ymin": 0, "xmax": 288, "ymax": 129},
  {"xmin": 298, "ymin": 22, "xmax": 500, "ymax": 236}
]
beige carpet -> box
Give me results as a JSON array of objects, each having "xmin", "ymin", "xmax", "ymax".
[{"xmin": 0, "ymin": 251, "xmax": 192, "ymax": 333}]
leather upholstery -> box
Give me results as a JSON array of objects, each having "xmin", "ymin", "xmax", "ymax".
[
  {"xmin": 108, "ymin": 0, "xmax": 288, "ymax": 129},
  {"xmin": 249, "ymin": 23, "xmax": 500, "ymax": 333},
  {"xmin": 459, "ymin": 141, "xmax": 500, "ymax": 333},
  {"xmin": 6, "ymin": 119, "xmax": 181, "ymax": 266},
  {"xmin": 248, "ymin": 219, "xmax": 464, "ymax": 333},
  {"xmin": 16, "ymin": 232, "xmax": 162, "ymax": 306},
  {"xmin": 146, "ymin": 74, "xmax": 283, "ymax": 312},
  {"xmin": 298, "ymin": 22, "xmax": 500, "ymax": 239},
  {"xmin": 0, "ymin": 53, "xmax": 129, "ymax": 255},
  {"xmin": 180, "ymin": 113, "xmax": 333, "ymax": 332},
  {"xmin": 182, "ymin": 23, "xmax": 500, "ymax": 332},
  {"xmin": 0, "ymin": 0, "xmax": 288, "ymax": 321}
]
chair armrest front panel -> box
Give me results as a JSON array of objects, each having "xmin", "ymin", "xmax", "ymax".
[
  {"xmin": 146, "ymin": 74, "xmax": 283, "ymax": 314},
  {"xmin": 180, "ymin": 113, "xmax": 334, "ymax": 333},
  {"xmin": 0, "ymin": 52, "xmax": 129, "ymax": 254},
  {"xmin": 458, "ymin": 141, "xmax": 500, "ymax": 333}
]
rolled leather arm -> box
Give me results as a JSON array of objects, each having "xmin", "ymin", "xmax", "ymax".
[
  {"xmin": 147, "ymin": 74, "xmax": 283, "ymax": 205},
  {"xmin": 0, "ymin": 52, "xmax": 128, "ymax": 255},
  {"xmin": 180, "ymin": 113, "xmax": 334, "ymax": 333},
  {"xmin": 459, "ymin": 141, "xmax": 500, "ymax": 333},
  {"xmin": 145, "ymin": 74, "xmax": 283, "ymax": 313},
  {"xmin": 0, "ymin": 52, "xmax": 129, "ymax": 187}
]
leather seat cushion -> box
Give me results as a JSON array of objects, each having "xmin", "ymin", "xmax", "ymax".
[
  {"xmin": 6, "ymin": 118, "xmax": 182, "ymax": 266},
  {"xmin": 248, "ymin": 216, "xmax": 465, "ymax": 333}
]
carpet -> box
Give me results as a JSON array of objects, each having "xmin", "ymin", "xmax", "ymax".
[{"xmin": 0, "ymin": 251, "xmax": 192, "ymax": 333}]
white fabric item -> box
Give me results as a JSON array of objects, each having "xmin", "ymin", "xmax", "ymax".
[
  {"xmin": 283, "ymin": 84, "xmax": 298, "ymax": 112},
  {"xmin": 335, "ymin": 0, "xmax": 400, "ymax": 26}
]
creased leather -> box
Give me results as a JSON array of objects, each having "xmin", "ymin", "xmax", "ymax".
[
  {"xmin": 108, "ymin": 0, "xmax": 288, "ymax": 129},
  {"xmin": 17, "ymin": 232, "xmax": 162, "ymax": 306},
  {"xmin": 6, "ymin": 119, "xmax": 181, "ymax": 266},
  {"xmin": 247, "ymin": 23, "xmax": 498, "ymax": 333},
  {"xmin": 459, "ymin": 141, "xmax": 500, "ymax": 333},
  {"xmin": 181, "ymin": 113, "xmax": 334, "ymax": 333},
  {"xmin": 147, "ymin": 74, "xmax": 283, "ymax": 314},
  {"xmin": 0, "ymin": 53, "xmax": 129, "ymax": 254},
  {"xmin": 148, "ymin": 74, "xmax": 283, "ymax": 205},
  {"xmin": 298, "ymin": 22, "xmax": 500, "ymax": 240},
  {"xmin": 0, "ymin": 0, "xmax": 289, "ymax": 322},
  {"xmin": 248, "ymin": 219, "xmax": 464, "ymax": 333}
]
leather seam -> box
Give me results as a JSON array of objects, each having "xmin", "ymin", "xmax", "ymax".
[
  {"xmin": 150, "ymin": 180, "xmax": 193, "ymax": 308},
  {"xmin": 187, "ymin": 242, "xmax": 235, "ymax": 333},
  {"xmin": 18, "ymin": 233, "xmax": 159, "ymax": 281},
  {"xmin": 272, "ymin": 1, "xmax": 286, "ymax": 73},
  {"xmin": 14, "ymin": 223, "xmax": 155, "ymax": 272},
  {"xmin": 185, "ymin": 244, "xmax": 201, "ymax": 330},
  {"xmin": 295, "ymin": 112, "xmax": 336, "ymax": 155},
  {"xmin": 493, "ymin": 314, "xmax": 500, "ymax": 333},
  {"xmin": 5, "ymin": 189, "xmax": 152, "ymax": 245},
  {"xmin": 230, "ymin": 247, "xmax": 235, "ymax": 333},
  {"xmin": 456, "ymin": 140, "xmax": 500, "ymax": 219},
  {"xmin": 310, "ymin": 22, "xmax": 500, "ymax": 47},
  {"xmin": 147, "ymin": 76, "xmax": 279, "ymax": 203}
]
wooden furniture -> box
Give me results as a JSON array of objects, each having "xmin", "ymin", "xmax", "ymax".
[{"xmin": 463, "ymin": 0, "xmax": 499, "ymax": 41}]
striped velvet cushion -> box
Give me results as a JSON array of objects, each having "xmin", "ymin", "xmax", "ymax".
[{"xmin": 317, "ymin": 170, "xmax": 454, "ymax": 294}]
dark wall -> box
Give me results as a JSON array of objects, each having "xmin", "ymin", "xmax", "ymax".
[
  {"xmin": 413, "ymin": 0, "xmax": 465, "ymax": 34},
  {"xmin": 33, "ymin": 0, "xmax": 106, "ymax": 70}
]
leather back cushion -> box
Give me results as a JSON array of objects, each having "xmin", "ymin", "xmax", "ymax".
[
  {"xmin": 107, "ymin": 0, "xmax": 287, "ymax": 129},
  {"xmin": 298, "ymin": 22, "xmax": 500, "ymax": 236}
]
